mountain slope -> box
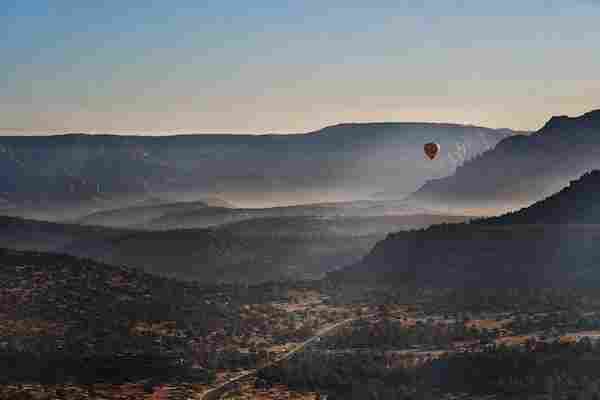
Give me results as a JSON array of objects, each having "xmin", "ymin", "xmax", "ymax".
[
  {"xmin": 0, "ymin": 123, "xmax": 514, "ymax": 219},
  {"xmin": 477, "ymin": 170, "xmax": 600, "ymax": 225},
  {"xmin": 332, "ymin": 170, "xmax": 600, "ymax": 288},
  {"xmin": 410, "ymin": 109, "xmax": 600, "ymax": 211}
]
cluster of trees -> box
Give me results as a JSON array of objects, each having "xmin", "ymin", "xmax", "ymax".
[
  {"xmin": 260, "ymin": 339, "xmax": 600, "ymax": 399},
  {"xmin": 0, "ymin": 249, "xmax": 338, "ymax": 385},
  {"xmin": 0, "ymin": 249, "xmax": 242, "ymax": 383},
  {"xmin": 425, "ymin": 288, "xmax": 589, "ymax": 314},
  {"xmin": 342, "ymin": 286, "xmax": 593, "ymax": 315},
  {"xmin": 316, "ymin": 318, "xmax": 481, "ymax": 350},
  {"xmin": 0, "ymin": 352, "xmax": 215, "ymax": 385},
  {"xmin": 506, "ymin": 311, "xmax": 600, "ymax": 336}
]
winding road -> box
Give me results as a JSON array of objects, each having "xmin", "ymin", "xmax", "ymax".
[{"xmin": 200, "ymin": 314, "xmax": 375, "ymax": 400}]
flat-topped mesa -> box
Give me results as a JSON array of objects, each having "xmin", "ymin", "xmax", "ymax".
[{"xmin": 0, "ymin": 123, "xmax": 512, "ymax": 212}]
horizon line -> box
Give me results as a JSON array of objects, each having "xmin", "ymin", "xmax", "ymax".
[{"xmin": 0, "ymin": 119, "xmax": 533, "ymax": 137}]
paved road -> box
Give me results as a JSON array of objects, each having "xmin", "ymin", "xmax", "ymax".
[{"xmin": 200, "ymin": 314, "xmax": 375, "ymax": 400}]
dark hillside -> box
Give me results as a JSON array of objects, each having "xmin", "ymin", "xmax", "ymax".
[{"xmin": 333, "ymin": 170, "xmax": 600, "ymax": 288}]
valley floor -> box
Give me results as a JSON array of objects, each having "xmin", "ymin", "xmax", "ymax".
[{"xmin": 4, "ymin": 249, "xmax": 600, "ymax": 399}]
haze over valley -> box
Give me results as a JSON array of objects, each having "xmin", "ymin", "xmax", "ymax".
[
  {"xmin": 0, "ymin": 122, "xmax": 514, "ymax": 221},
  {"xmin": 5, "ymin": 103, "xmax": 600, "ymax": 398},
  {"xmin": 3, "ymin": 1, "xmax": 600, "ymax": 398}
]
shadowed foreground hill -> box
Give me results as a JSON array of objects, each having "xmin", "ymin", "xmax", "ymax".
[
  {"xmin": 0, "ymin": 248, "xmax": 226, "ymax": 383},
  {"xmin": 332, "ymin": 171, "xmax": 600, "ymax": 288},
  {"xmin": 410, "ymin": 109, "xmax": 600, "ymax": 211},
  {"xmin": 0, "ymin": 248, "xmax": 225, "ymax": 335}
]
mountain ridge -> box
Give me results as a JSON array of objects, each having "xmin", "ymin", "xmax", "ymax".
[{"xmin": 0, "ymin": 121, "xmax": 526, "ymax": 137}]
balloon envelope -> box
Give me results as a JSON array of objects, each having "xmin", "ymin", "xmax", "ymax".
[{"xmin": 424, "ymin": 142, "xmax": 440, "ymax": 160}]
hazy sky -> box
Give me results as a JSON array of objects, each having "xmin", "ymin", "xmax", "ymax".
[{"xmin": 2, "ymin": 0, "xmax": 599, "ymax": 134}]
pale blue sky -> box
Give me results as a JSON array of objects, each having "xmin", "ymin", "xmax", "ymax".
[{"xmin": 2, "ymin": 0, "xmax": 599, "ymax": 133}]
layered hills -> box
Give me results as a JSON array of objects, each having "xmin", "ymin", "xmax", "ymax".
[
  {"xmin": 0, "ymin": 213, "xmax": 467, "ymax": 283},
  {"xmin": 74, "ymin": 198, "xmax": 445, "ymax": 231}
]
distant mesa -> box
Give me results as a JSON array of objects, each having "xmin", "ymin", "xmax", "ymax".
[{"xmin": 0, "ymin": 122, "xmax": 513, "ymax": 220}]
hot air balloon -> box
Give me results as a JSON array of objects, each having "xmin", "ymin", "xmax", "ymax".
[
  {"xmin": 424, "ymin": 142, "xmax": 440, "ymax": 160},
  {"xmin": 151, "ymin": 385, "xmax": 169, "ymax": 400}
]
